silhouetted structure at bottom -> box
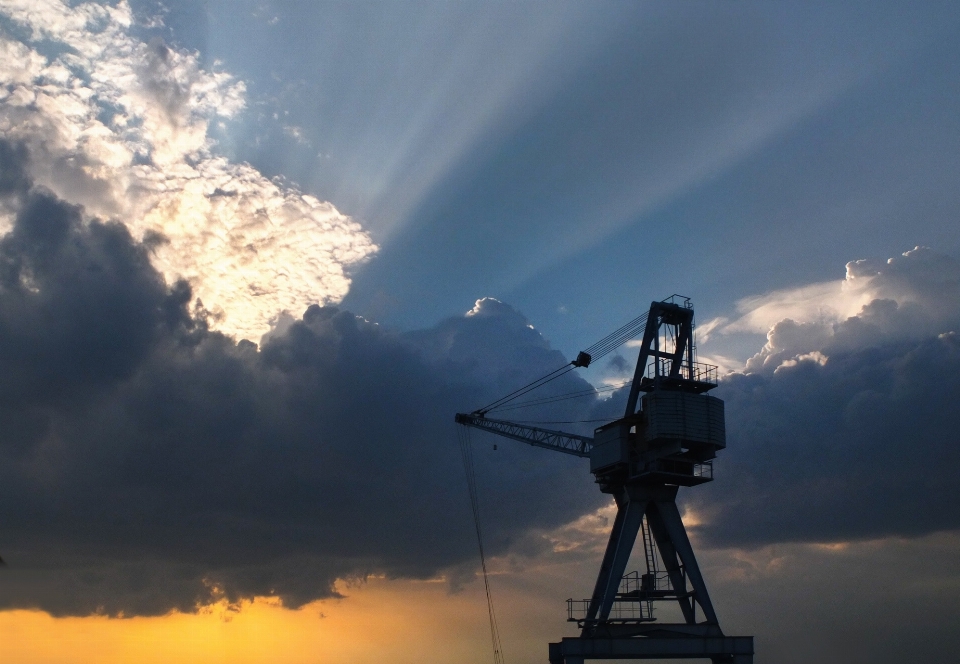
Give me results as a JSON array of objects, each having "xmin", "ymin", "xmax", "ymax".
[{"xmin": 457, "ymin": 297, "xmax": 754, "ymax": 663}]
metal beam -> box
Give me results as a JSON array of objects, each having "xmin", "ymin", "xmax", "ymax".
[
  {"xmin": 653, "ymin": 498, "xmax": 719, "ymax": 624},
  {"xmin": 549, "ymin": 636, "xmax": 754, "ymax": 662},
  {"xmin": 623, "ymin": 301, "xmax": 695, "ymax": 417},
  {"xmin": 584, "ymin": 490, "xmax": 646, "ymax": 628},
  {"xmin": 645, "ymin": 501, "xmax": 697, "ymax": 625},
  {"xmin": 454, "ymin": 413, "xmax": 593, "ymax": 457},
  {"xmin": 623, "ymin": 307, "xmax": 661, "ymax": 417}
]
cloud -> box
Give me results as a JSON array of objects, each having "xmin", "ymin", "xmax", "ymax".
[
  {"xmin": 0, "ymin": 171, "xmax": 602, "ymax": 616},
  {"xmin": 705, "ymin": 246, "xmax": 960, "ymax": 373},
  {"xmin": 686, "ymin": 247, "xmax": 960, "ymax": 547},
  {"xmin": 0, "ymin": 0, "xmax": 376, "ymax": 341},
  {"xmin": 1, "ymin": 158, "xmax": 956, "ymax": 620}
]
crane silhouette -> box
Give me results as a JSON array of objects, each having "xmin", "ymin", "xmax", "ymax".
[{"xmin": 456, "ymin": 296, "xmax": 754, "ymax": 664}]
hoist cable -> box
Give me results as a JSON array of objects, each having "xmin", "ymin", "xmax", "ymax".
[
  {"xmin": 505, "ymin": 418, "xmax": 617, "ymax": 424},
  {"xmin": 583, "ymin": 314, "xmax": 647, "ymax": 356},
  {"xmin": 474, "ymin": 364, "xmax": 574, "ymax": 414},
  {"xmin": 582, "ymin": 312, "xmax": 649, "ymax": 362},
  {"xmin": 457, "ymin": 424, "xmax": 505, "ymax": 664},
  {"xmin": 486, "ymin": 380, "xmax": 633, "ymax": 414},
  {"xmin": 472, "ymin": 311, "xmax": 647, "ymax": 415},
  {"xmin": 583, "ymin": 311, "xmax": 647, "ymax": 353}
]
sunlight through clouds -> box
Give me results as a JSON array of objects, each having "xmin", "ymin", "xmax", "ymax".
[{"xmin": 0, "ymin": 0, "xmax": 377, "ymax": 341}]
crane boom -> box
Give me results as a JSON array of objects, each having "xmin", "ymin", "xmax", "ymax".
[{"xmin": 454, "ymin": 413, "xmax": 593, "ymax": 457}]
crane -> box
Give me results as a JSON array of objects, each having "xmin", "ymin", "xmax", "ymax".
[{"xmin": 456, "ymin": 296, "xmax": 754, "ymax": 664}]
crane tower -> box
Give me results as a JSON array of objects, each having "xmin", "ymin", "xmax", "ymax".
[{"xmin": 456, "ymin": 296, "xmax": 754, "ymax": 664}]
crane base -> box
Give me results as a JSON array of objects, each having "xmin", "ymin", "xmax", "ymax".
[{"xmin": 548, "ymin": 635, "xmax": 754, "ymax": 663}]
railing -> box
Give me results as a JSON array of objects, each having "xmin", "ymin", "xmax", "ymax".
[
  {"xmin": 567, "ymin": 567, "xmax": 692, "ymax": 624},
  {"xmin": 632, "ymin": 458, "xmax": 713, "ymax": 481},
  {"xmin": 646, "ymin": 358, "xmax": 718, "ymax": 385},
  {"xmin": 661, "ymin": 294, "xmax": 692, "ymax": 309},
  {"xmin": 619, "ymin": 570, "xmax": 672, "ymax": 594},
  {"xmin": 566, "ymin": 598, "xmax": 654, "ymax": 623}
]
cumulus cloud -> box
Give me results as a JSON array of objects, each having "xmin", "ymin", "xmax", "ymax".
[
  {"xmin": 0, "ymin": 167, "xmax": 602, "ymax": 616},
  {"xmin": 687, "ymin": 247, "xmax": 960, "ymax": 547},
  {"xmin": 0, "ymin": 0, "xmax": 376, "ymax": 341},
  {"xmin": 702, "ymin": 247, "xmax": 960, "ymax": 373}
]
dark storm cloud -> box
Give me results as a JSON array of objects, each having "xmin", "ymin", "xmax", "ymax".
[
  {"xmin": 4, "ymin": 134, "xmax": 959, "ymax": 616},
  {"xmin": 695, "ymin": 331, "xmax": 960, "ymax": 546},
  {"xmin": 0, "ymin": 164, "xmax": 602, "ymax": 616},
  {"xmin": 685, "ymin": 250, "xmax": 960, "ymax": 547}
]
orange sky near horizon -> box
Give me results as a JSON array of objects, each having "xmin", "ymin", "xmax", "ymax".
[
  {"xmin": 0, "ymin": 567, "xmax": 585, "ymax": 664},
  {"xmin": 5, "ymin": 535, "xmax": 960, "ymax": 664},
  {"xmin": 0, "ymin": 580, "xmax": 480, "ymax": 664}
]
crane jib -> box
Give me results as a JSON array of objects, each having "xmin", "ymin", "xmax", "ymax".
[{"xmin": 454, "ymin": 413, "xmax": 593, "ymax": 458}]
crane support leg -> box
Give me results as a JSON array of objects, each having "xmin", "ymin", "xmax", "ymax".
[
  {"xmin": 584, "ymin": 490, "xmax": 646, "ymax": 628},
  {"xmin": 650, "ymin": 498, "xmax": 719, "ymax": 624},
  {"xmin": 644, "ymin": 504, "xmax": 696, "ymax": 624}
]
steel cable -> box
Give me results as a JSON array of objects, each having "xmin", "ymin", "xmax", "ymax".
[
  {"xmin": 487, "ymin": 380, "xmax": 633, "ymax": 414},
  {"xmin": 472, "ymin": 311, "xmax": 647, "ymax": 415},
  {"xmin": 457, "ymin": 424, "xmax": 505, "ymax": 664},
  {"xmin": 473, "ymin": 364, "xmax": 573, "ymax": 414}
]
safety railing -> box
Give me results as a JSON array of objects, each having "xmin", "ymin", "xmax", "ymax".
[
  {"xmin": 661, "ymin": 294, "xmax": 692, "ymax": 309},
  {"xmin": 619, "ymin": 570, "xmax": 673, "ymax": 594},
  {"xmin": 646, "ymin": 358, "xmax": 718, "ymax": 385},
  {"xmin": 566, "ymin": 599, "xmax": 654, "ymax": 623},
  {"xmin": 632, "ymin": 458, "xmax": 713, "ymax": 482}
]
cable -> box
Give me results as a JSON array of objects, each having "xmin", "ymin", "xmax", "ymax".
[
  {"xmin": 485, "ymin": 365, "xmax": 575, "ymax": 410},
  {"xmin": 487, "ymin": 380, "xmax": 633, "ymax": 414},
  {"xmin": 473, "ymin": 363, "xmax": 573, "ymax": 415},
  {"xmin": 582, "ymin": 312, "xmax": 649, "ymax": 361},
  {"xmin": 457, "ymin": 424, "xmax": 505, "ymax": 664},
  {"xmin": 472, "ymin": 311, "xmax": 648, "ymax": 415},
  {"xmin": 504, "ymin": 418, "xmax": 616, "ymax": 424}
]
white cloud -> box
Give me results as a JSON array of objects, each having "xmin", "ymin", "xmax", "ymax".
[
  {"xmin": 0, "ymin": 0, "xmax": 376, "ymax": 341},
  {"xmin": 707, "ymin": 247, "xmax": 960, "ymax": 372}
]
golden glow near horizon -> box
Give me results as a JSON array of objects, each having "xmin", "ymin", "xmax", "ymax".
[
  {"xmin": 0, "ymin": 556, "xmax": 597, "ymax": 664},
  {"xmin": 0, "ymin": 578, "xmax": 502, "ymax": 664},
  {"xmin": 0, "ymin": 507, "xmax": 607, "ymax": 664},
  {"xmin": 5, "ymin": 534, "xmax": 960, "ymax": 663}
]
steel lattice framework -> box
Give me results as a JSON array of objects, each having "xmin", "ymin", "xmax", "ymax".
[{"xmin": 454, "ymin": 414, "xmax": 593, "ymax": 457}]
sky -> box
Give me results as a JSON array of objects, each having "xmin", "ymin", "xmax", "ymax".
[{"xmin": 1, "ymin": 1, "xmax": 960, "ymax": 663}]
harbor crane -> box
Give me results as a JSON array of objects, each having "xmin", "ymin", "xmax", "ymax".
[{"xmin": 456, "ymin": 296, "xmax": 754, "ymax": 664}]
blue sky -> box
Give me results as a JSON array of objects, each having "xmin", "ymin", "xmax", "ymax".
[{"xmin": 142, "ymin": 0, "xmax": 960, "ymax": 359}]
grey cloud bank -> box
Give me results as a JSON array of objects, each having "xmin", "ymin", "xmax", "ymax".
[
  {"xmin": 689, "ymin": 248, "xmax": 960, "ymax": 547},
  {"xmin": 0, "ymin": 154, "xmax": 602, "ymax": 615},
  {"xmin": 2, "ymin": 136, "xmax": 959, "ymax": 618},
  {"xmin": 2, "ymin": 162, "xmax": 958, "ymax": 617},
  {"xmin": 2, "ymin": 142, "xmax": 959, "ymax": 616},
  {"xmin": 1, "ymin": 147, "xmax": 960, "ymax": 622}
]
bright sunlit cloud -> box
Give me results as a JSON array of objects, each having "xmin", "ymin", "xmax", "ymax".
[
  {"xmin": 697, "ymin": 247, "xmax": 960, "ymax": 372},
  {"xmin": 0, "ymin": 0, "xmax": 377, "ymax": 341}
]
